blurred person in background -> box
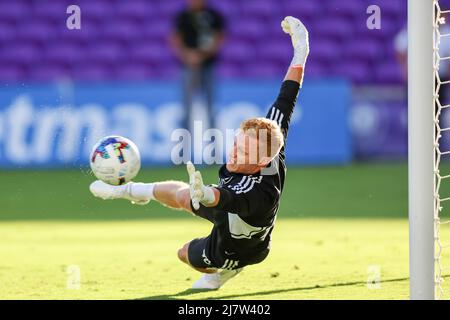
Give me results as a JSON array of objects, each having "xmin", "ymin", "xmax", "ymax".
[
  {"xmin": 170, "ymin": 0, "xmax": 225, "ymax": 131},
  {"xmin": 395, "ymin": 19, "xmax": 450, "ymax": 104}
]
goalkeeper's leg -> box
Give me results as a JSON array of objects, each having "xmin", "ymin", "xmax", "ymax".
[
  {"xmin": 90, "ymin": 180, "xmax": 193, "ymax": 212},
  {"xmin": 178, "ymin": 240, "xmax": 244, "ymax": 290}
]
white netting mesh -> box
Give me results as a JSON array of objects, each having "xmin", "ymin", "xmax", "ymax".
[{"xmin": 434, "ymin": 0, "xmax": 450, "ymax": 300}]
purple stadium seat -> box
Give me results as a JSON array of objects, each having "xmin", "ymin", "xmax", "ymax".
[
  {"xmin": 16, "ymin": 20, "xmax": 56, "ymax": 44},
  {"xmin": 216, "ymin": 62, "xmax": 242, "ymax": 78},
  {"xmin": 42, "ymin": 43, "xmax": 84, "ymax": 65},
  {"xmin": 326, "ymin": 0, "xmax": 366, "ymax": 18},
  {"xmin": 128, "ymin": 43, "xmax": 171, "ymax": 63},
  {"xmin": 371, "ymin": 0, "xmax": 406, "ymax": 17},
  {"xmin": 280, "ymin": 0, "xmax": 320, "ymax": 19},
  {"xmin": 257, "ymin": 40, "xmax": 292, "ymax": 65},
  {"xmin": 384, "ymin": 41, "xmax": 400, "ymax": 62},
  {"xmin": 156, "ymin": 1, "xmax": 184, "ymax": 17},
  {"xmin": 115, "ymin": 63, "xmax": 154, "ymax": 81},
  {"xmin": 313, "ymin": 17, "xmax": 353, "ymax": 39},
  {"xmin": 240, "ymin": 1, "xmax": 280, "ymax": 19},
  {"xmin": 101, "ymin": 20, "xmax": 140, "ymax": 43},
  {"xmin": 210, "ymin": 0, "xmax": 239, "ymax": 18},
  {"xmin": 0, "ymin": 64, "xmax": 24, "ymax": 82},
  {"xmin": 57, "ymin": 24, "xmax": 101, "ymax": 47},
  {"xmin": 384, "ymin": 17, "xmax": 405, "ymax": 36},
  {"xmin": 0, "ymin": 0, "xmax": 412, "ymax": 84},
  {"xmin": 333, "ymin": 62, "xmax": 371, "ymax": 83},
  {"xmin": 311, "ymin": 39, "xmax": 342, "ymax": 63},
  {"xmin": 85, "ymin": 41, "xmax": 124, "ymax": 64},
  {"xmin": 79, "ymin": 1, "xmax": 113, "ymax": 21},
  {"xmin": 220, "ymin": 41, "xmax": 253, "ymax": 64},
  {"xmin": 142, "ymin": 19, "xmax": 173, "ymax": 41},
  {"xmin": 157, "ymin": 64, "xmax": 180, "ymax": 79},
  {"xmin": 0, "ymin": 43, "xmax": 39, "ymax": 65},
  {"xmin": 374, "ymin": 61, "xmax": 404, "ymax": 84},
  {"xmin": 159, "ymin": 54, "xmax": 179, "ymax": 68},
  {"xmin": 344, "ymin": 38, "xmax": 382, "ymax": 62},
  {"xmin": 441, "ymin": 0, "xmax": 450, "ymax": 10},
  {"xmin": 244, "ymin": 64, "xmax": 283, "ymax": 78},
  {"xmin": 228, "ymin": 19, "xmax": 264, "ymax": 42},
  {"xmin": 0, "ymin": 1, "xmax": 28, "ymax": 22},
  {"xmin": 305, "ymin": 62, "xmax": 328, "ymax": 78},
  {"xmin": 71, "ymin": 64, "xmax": 112, "ymax": 81},
  {"xmin": 0, "ymin": 22, "xmax": 16, "ymax": 42},
  {"xmin": 115, "ymin": 1, "xmax": 157, "ymax": 21},
  {"xmin": 29, "ymin": 64, "xmax": 70, "ymax": 82},
  {"xmin": 32, "ymin": 1, "xmax": 68, "ymax": 23}
]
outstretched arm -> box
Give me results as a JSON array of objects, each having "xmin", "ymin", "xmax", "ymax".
[
  {"xmin": 148, "ymin": 179, "xmax": 219, "ymax": 213},
  {"xmin": 153, "ymin": 181, "xmax": 191, "ymax": 210},
  {"xmin": 284, "ymin": 66, "xmax": 304, "ymax": 84},
  {"xmin": 266, "ymin": 16, "xmax": 309, "ymax": 145}
]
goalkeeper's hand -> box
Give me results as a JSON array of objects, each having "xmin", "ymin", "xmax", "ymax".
[
  {"xmin": 281, "ymin": 16, "xmax": 309, "ymax": 67},
  {"xmin": 186, "ymin": 161, "xmax": 216, "ymax": 210}
]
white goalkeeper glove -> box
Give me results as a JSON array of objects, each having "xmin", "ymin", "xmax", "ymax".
[
  {"xmin": 281, "ymin": 16, "xmax": 309, "ymax": 68},
  {"xmin": 186, "ymin": 161, "xmax": 216, "ymax": 210}
]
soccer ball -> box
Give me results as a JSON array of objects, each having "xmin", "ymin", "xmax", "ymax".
[{"xmin": 89, "ymin": 135, "xmax": 141, "ymax": 185}]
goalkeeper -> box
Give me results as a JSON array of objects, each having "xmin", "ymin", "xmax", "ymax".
[{"xmin": 90, "ymin": 16, "xmax": 309, "ymax": 290}]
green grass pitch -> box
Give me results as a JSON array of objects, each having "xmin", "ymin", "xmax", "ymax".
[{"xmin": 0, "ymin": 162, "xmax": 449, "ymax": 299}]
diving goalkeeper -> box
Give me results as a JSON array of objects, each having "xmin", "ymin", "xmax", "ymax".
[{"xmin": 90, "ymin": 16, "xmax": 309, "ymax": 289}]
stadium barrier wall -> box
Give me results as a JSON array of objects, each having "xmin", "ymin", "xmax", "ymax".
[
  {"xmin": 0, "ymin": 79, "xmax": 351, "ymax": 168},
  {"xmin": 351, "ymin": 86, "xmax": 408, "ymax": 160}
]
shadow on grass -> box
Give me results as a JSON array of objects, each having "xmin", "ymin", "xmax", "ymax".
[
  {"xmin": 135, "ymin": 288, "xmax": 217, "ymax": 300},
  {"xmin": 136, "ymin": 276, "xmax": 415, "ymax": 300}
]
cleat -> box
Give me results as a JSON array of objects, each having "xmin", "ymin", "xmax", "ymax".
[{"xmin": 191, "ymin": 268, "xmax": 243, "ymax": 290}]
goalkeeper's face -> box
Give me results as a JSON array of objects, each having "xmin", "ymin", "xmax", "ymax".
[{"xmin": 226, "ymin": 131, "xmax": 272, "ymax": 174}]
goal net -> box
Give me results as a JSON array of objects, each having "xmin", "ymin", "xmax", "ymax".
[
  {"xmin": 433, "ymin": 0, "xmax": 450, "ymax": 300},
  {"xmin": 408, "ymin": 0, "xmax": 450, "ymax": 300}
]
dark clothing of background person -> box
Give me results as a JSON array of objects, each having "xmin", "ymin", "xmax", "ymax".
[{"xmin": 171, "ymin": 1, "xmax": 225, "ymax": 131}]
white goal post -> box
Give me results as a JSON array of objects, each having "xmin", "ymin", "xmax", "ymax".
[
  {"xmin": 408, "ymin": 0, "xmax": 450, "ymax": 300},
  {"xmin": 408, "ymin": 0, "xmax": 436, "ymax": 300}
]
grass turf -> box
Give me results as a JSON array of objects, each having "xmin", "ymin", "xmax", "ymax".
[
  {"xmin": 0, "ymin": 162, "xmax": 409, "ymax": 219},
  {"xmin": 0, "ymin": 218, "xmax": 433, "ymax": 300},
  {"xmin": 1, "ymin": 162, "xmax": 449, "ymax": 299}
]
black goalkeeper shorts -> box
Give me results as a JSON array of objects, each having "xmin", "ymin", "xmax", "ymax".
[
  {"xmin": 187, "ymin": 236, "xmax": 269, "ymax": 270},
  {"xmin": 187, "ymin": 236, "xmax": 241, "ymax": 270},
  {"xmin": 187, "ymin": 201, "xmax": 270, "ymax": 270}
]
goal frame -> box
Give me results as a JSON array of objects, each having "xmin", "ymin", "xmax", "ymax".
[{"xmin": 408, "ymin": 0, "xmax": 436, "ymax": 300}]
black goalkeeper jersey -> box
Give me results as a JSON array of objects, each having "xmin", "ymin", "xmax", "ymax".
[{"xmin": 191, "ymin": 80, "xmax": 300, "ymax": 268}]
